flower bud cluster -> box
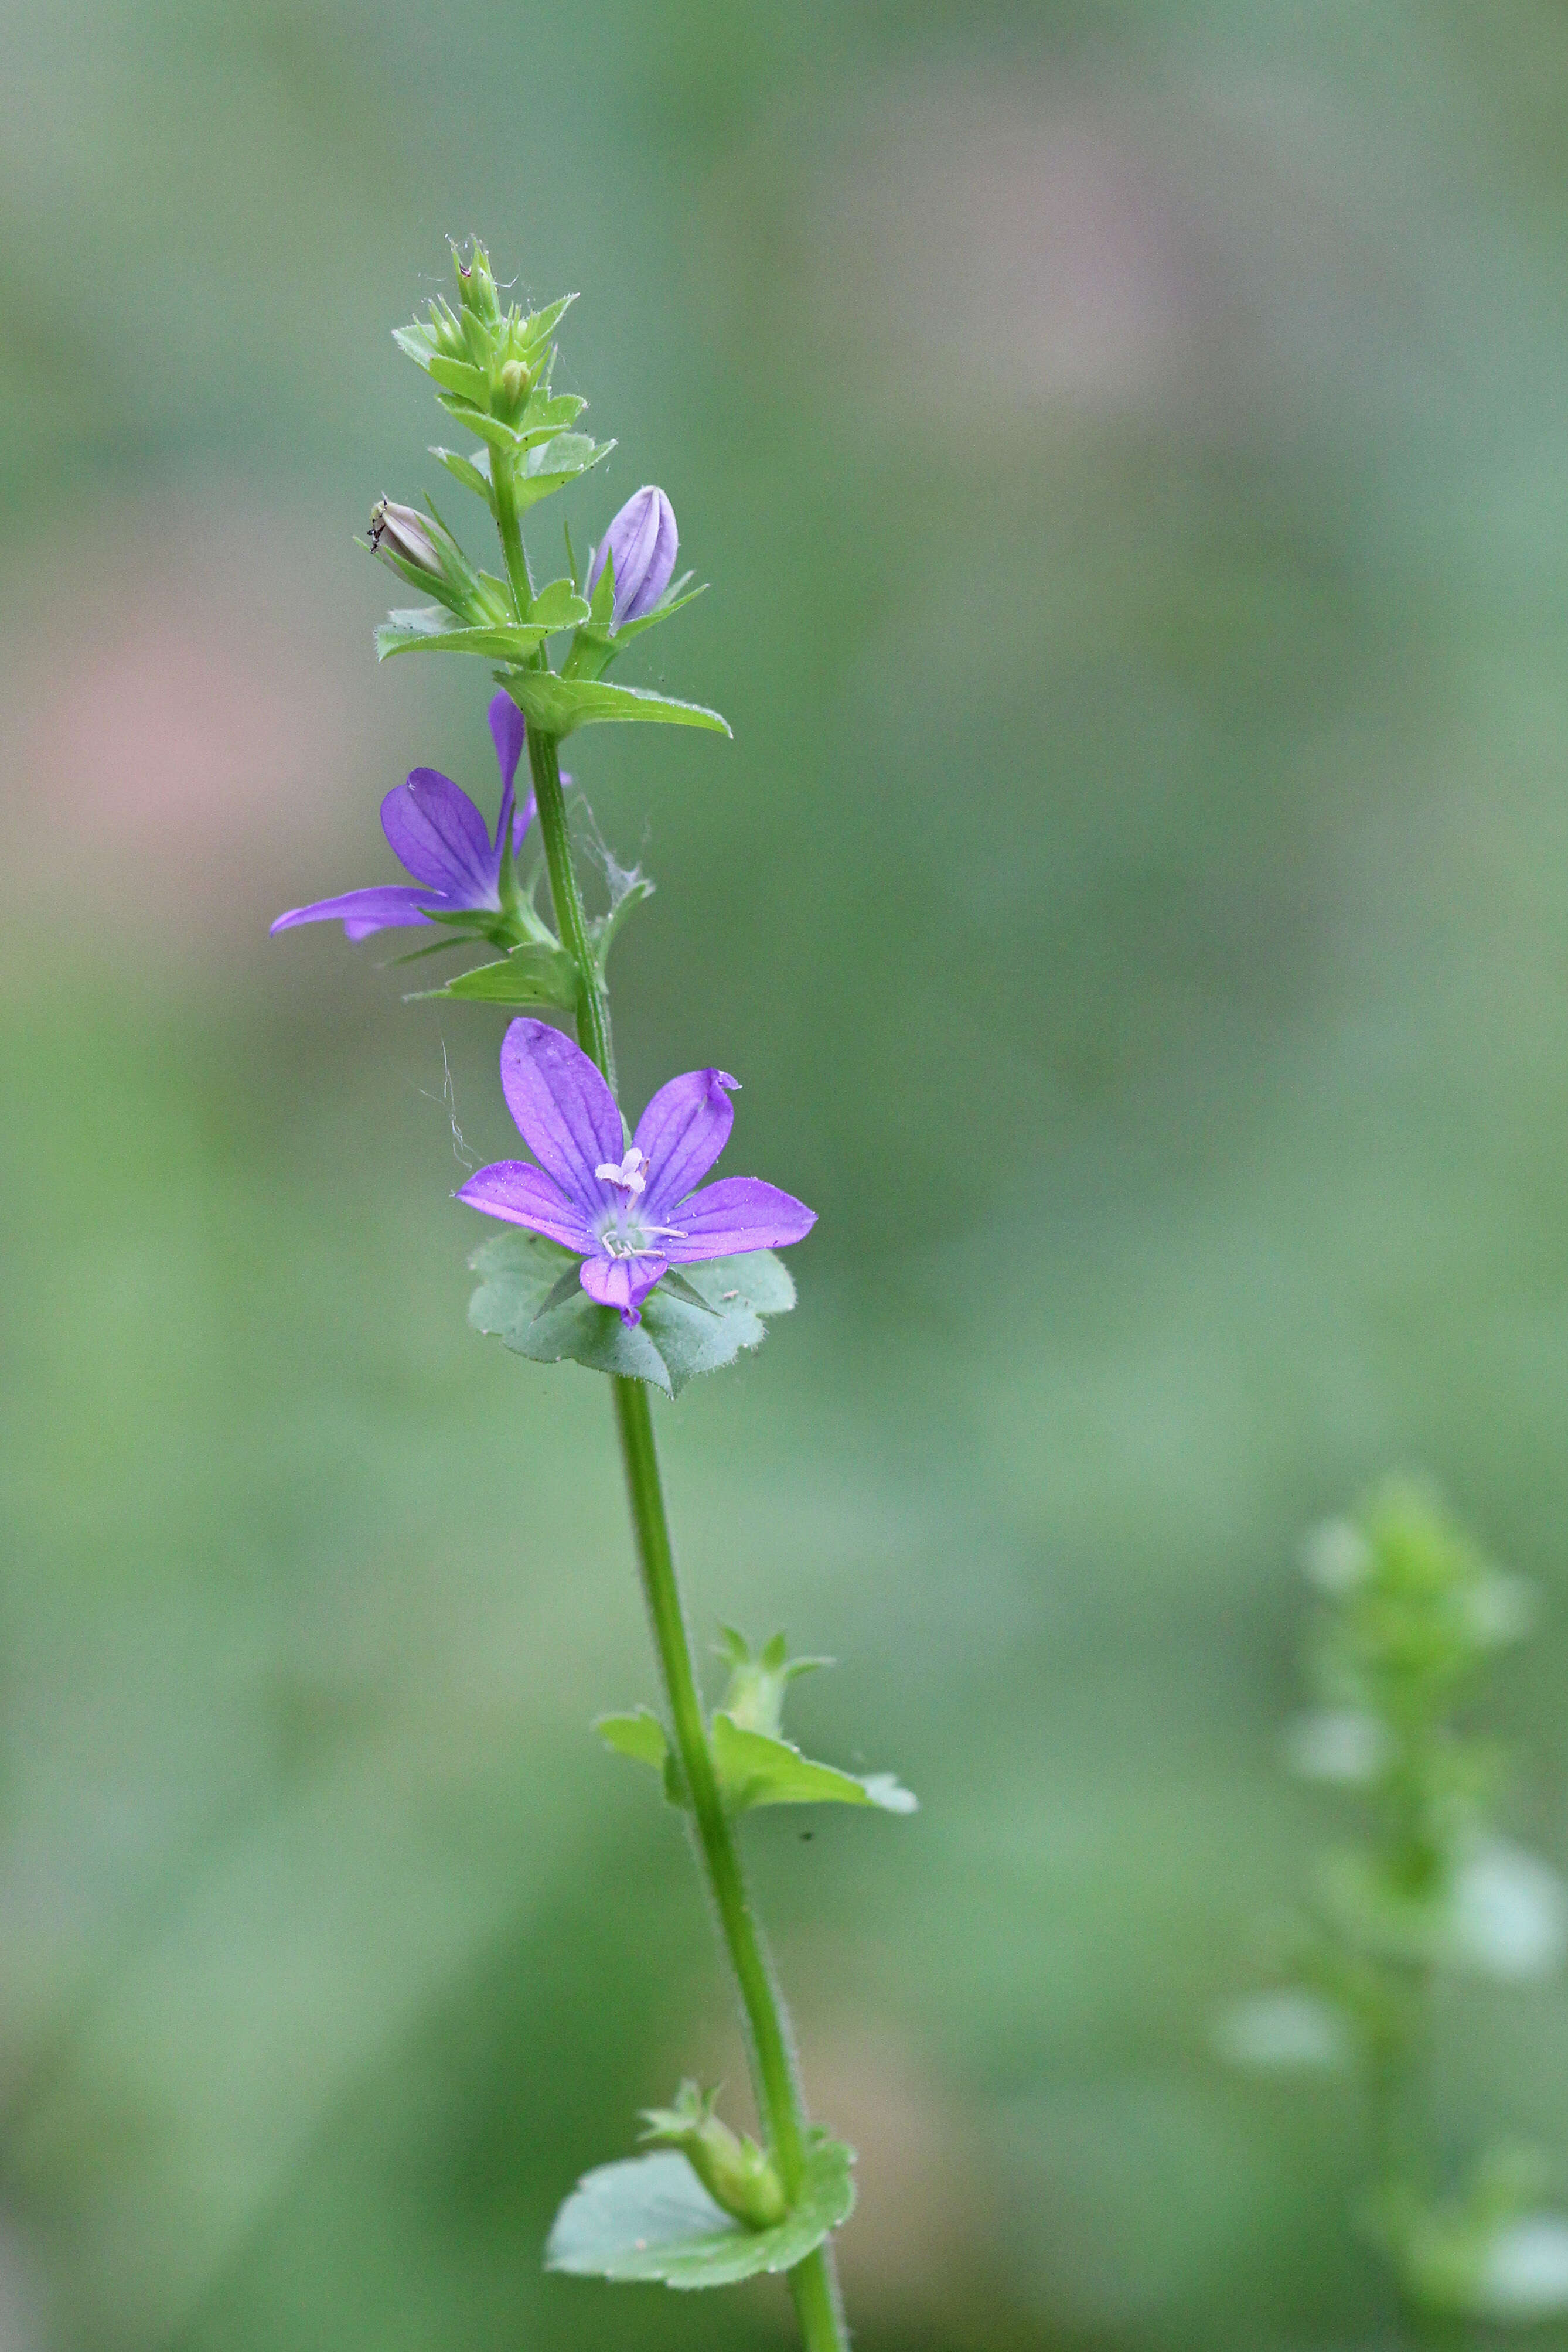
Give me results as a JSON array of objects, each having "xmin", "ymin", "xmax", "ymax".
[{"xmin": 397, "ymin": 238, "xmax": 571, "ymax": 432}]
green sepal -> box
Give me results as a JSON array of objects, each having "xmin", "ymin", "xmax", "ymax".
[
  {"xmin": 529, "ymin": 577, "xmax": 592, "ymax": 633},
  {"xmin": 588, "ymin": 866, "xmax": 656, "ymax": 980},
  {"xmin": 717, "ymin": 1627, "xmax": 832, "ymax": 1737},
  {"xmin": 638, "ymin": 2082, "xmax": 788, "ymax": 2230},
  {"xmin": 375, "ymin": 607, "xmax": 550, "ymax": 663},
  {"xmin": 406, "ymin": 943, "xmax": 577, "ymax": 1009},
  {"xmin": 564, "ymin": 578, "xmax": 710, "ymax": 682},
  {"xmin": 546, "ymin": 2134, "xmax": 855, "ymax": 2289},
  {"xmin": 468, "ymin": 1233, "xmax": 795, "ymax": 1396},
  {"xmin": 492, "ymin": 669, "xmax": 731, "ymax": 741}
]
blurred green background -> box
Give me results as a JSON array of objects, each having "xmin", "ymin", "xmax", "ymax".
[{"xmin": 6, "ymin": 1, "xmax": 1568, "ymax": 2345}]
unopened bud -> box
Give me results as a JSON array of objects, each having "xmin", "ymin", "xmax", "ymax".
[
  {"xmin": 640, "ymin": 2083, "xmax": 788, "ymax": 2230},
  {"xmin": 455, "ymin": 237, "xmax": 500, "ymax": 322},
  {"xmin": 497, "ymin": 357, "xmax": 533, "ymax": 414},
  {"xmin": 369, "ymin": 499, "xmax": 443, "ymax": 576},
  {"xmin": 587, "ymin": 485, "xmax": 679, "ymax": 628}
]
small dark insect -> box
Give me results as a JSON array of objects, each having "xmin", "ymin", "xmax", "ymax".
[
  {"xmin": 799, "ymin": 1830, "xmax": 814, "ymax": 1842},
  {"xmin": 367, "ymin": 497, "xmax": 390, "ymax": 551}
]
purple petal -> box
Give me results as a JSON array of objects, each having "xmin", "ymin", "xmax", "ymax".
[
  {"xmin": 455, "ymin": 1161, "xmax": 594, "ymax": 1252},
  {"xmin": 635, "ymin": 1068, "xmax": 739, "ymax": 1217},
  {"xmin": 381, "ymin": 769, "xmax": 497, "ymax": 901},
  {"xmin": 270, "ymin": 884, "xmax": 449, "ymax": 941},
  {"xmin": 581, "ymin": 1250, "xmax": 668, "ymax": 1326},
  {"xmin": 488, "ymin": 691, "xmax": 526, "ymax": 797},
  {"xmin": 661, "ymin": 1177, "xmax": 817, "ymax": 1263},
  {"xmin": 498, "ymin": 1018, "xmax": 626, "ymax": 1213},
  {"xmin": 511, "ymin": 792, "xmax": 537, "ymax": 851},
  {"xmin": 588, "ymin": 486, "xmax": 679, "ymax": 626}
]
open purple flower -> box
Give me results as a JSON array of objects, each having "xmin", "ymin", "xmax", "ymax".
[
  {"xmin": 271, "ymin": 692, "xmax": 535, "ymax": 941},
  {"xmin": 587, "ymin": 486, "xmax": 678, "ymax": 628},
  {"xmin": 458, "ymin": 1018, "xmax": 816, "ymax": 1325}
]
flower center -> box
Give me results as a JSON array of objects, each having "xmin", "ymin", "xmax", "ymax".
[{"xmin": 591, "ymin": 1148, "xmax": 687, "ymax": 1262}]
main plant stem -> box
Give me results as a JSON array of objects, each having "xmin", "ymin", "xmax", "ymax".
[
  {"xmin": 613, "ymin": 1378, "xmax": 848, "ymax": 2352},
  {"xmin": 519, "ymin": 669, "xmax": 848, "ymax": 2349}
]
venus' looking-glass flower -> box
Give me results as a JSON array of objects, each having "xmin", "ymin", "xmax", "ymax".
[
  {"xmin": 271, "ymin": 693, "xmax": 536, "ymax": 941},
  {"xmin": 588, "ymin": 486, "xmax": 679, "ymax": 626},
  {"xmin": 459, "ymin": 1018, "xmax": 816, "ymax": 1324}
]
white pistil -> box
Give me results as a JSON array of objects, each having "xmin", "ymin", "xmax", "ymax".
[{"xmin": 595, "ymin": 1145, "xmax": 649, "ymax": 1198}]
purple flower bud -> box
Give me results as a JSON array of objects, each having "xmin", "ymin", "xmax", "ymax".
[{"xmin": 587, "ymin": 486, "xmax": 678, "ymax": 628}]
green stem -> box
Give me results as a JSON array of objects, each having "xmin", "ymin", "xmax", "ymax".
[
  {"xmin": 526, "ymin": 725, "xmax": 615, "ymax": 1093},
  {"xmin": 495, "ymin": 473, "xmax": 846, "ymax": 2350},
  {"xmin": 492, "ymin": 451, "xmax": 534, "ymax": 618},
  {"xmin": 612, "ymin": 1378, "xmax": 847, "ymax": 2352}
]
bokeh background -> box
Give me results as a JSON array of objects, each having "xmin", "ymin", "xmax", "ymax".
[{"xmin": 7, "ymin": 1, "xmax": 1568, "ymax": 2345}]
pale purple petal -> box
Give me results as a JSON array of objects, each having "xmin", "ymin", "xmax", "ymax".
[
  {"xmin": 635, "ymin": 1069, "xmax": 739, "ymax": 1217},
  {"xmin": 381, "ymin": 769, "xmax": 496, "ymax": 900},
  {"xmin": 661, "ymin": 1177, "xmax": 817, "ymax": 1263},
  {"xmin": 588, "ymin": 486, "xmax": 679, "ymax": 626},
  {"xmin": 511, "ymin": 792, "xmax": 536, "ymax": 851},
  {"xmin": 499, "ymin": 1018, "xmax": 626, "ymax": 1212},
  {"xmin": 455, "ymin": 1160, "xmax": 594, "ymax": 1252},
  {"xmin": 581, "ymin": 1250, "xmax": 668, "ymax": 1325},
  {"xmin": 488, "ymin": 691, "xmax": 526, "ymax": 796},
  {"xmin": 270, "ymin": 885, "xmax": 448, "ymax": 940}
]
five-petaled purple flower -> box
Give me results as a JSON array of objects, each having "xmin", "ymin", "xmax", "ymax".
[
  {"xmin": 458, "ymin": 1018, "xmax": 816, "ymax": 1325},
  {"xmin": 271, "ymin": 691, "xmax": 535, "ymax": 942},
  {"xmin": 588, "ymin": 486, "xmax": 678, "ymax": 628}
]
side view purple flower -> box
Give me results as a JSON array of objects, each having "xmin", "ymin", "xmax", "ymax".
[
  {"xmin": 588, "ymin": 486, "xmax": 678, "ymax": 628},
  {"xmin": 459, "ymin": 1018, "xmax": 816, "ymax": 1325},
  {"xmin": 271, "ymin": 691, "xmax": 535, "ymax": 941}
]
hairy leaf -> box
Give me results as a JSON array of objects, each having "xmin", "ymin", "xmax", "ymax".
[
  {"xmin": 546, "ymin": 2135, "xmax": 854, "ymax": 2289},
  {"xmin": 468, "ymin": 1232, "xmax": 795, "ymax": 1397}
]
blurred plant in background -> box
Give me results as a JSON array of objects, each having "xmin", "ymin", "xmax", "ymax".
[{"xmin": 1221, "ymin": 1484, "xmax": 1568, "ymax": 2336}]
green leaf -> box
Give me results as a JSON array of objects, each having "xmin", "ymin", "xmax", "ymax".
[
  {"xmin": 434, "ymin": 397, "xmax": 523, "ymax": 455},
  {"xmin": 391, "ymin": 321, "xmax": 438, "ymax": 367},
  {"xmin": 592, "ymin": 1700, "xmax": 915, "ymax": 1818},
  {"xmin": 529, "ymin": 577, "xmax": 592, "ymax": 632},
  {"xmin": 520, "ymin": 291, "xmax": 577, "ymax": 350},
  {"xmin": 407, "ymin": 943, "xmax": 577, "ymax": 1008},
  {"xmin": 495, "ymin": 670, "xmax": 731, "ymax": 741},
  {"xmin": 710, "ymin": 1716, "xmax": 918, "ymax": 1815},
  {"xmin": 513, "ymin": 431, "xmax": 615, "ymax": 513},
  {"xmin": 596, "ymin": 1707, "xmax": 684, "ymax": 1805},
  {"xmin": 425, "ymin": 353, "xmax": 489, "ymax": 403},
  {"xmin": 595, "ymin": 1709, "xmax": 669, "ymax": 1771},
  {"xmin": 605, "ymin": 580, "xmax": 710, "ymax": 649},
  {"xmin": 430, "ymin": 445, "xmax": 493, "ymax": 507},
  {"xmin": 468, "ymin": 1232, "xmax": 796, "ymax": 1397},
  {"xmin": 517, "ymin": 390, "xmax": 587, "ymax": 441},
  {"xmin": 375, "ymin": 607, "xmax": 550, "ymax": 664},
  {"xmin": 546, "ymin": 2135, "xmax": 855, "ymax": 2289}
]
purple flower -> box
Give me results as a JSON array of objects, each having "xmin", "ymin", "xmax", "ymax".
[
  {"xmin": 587, "ymin": 486, "xmax": 678, "ymax": 627},
  {"xmin": 271, "ymin": 693, "xmax": 535, "ymax": 942},
  {"xmin": 458, "ymin": 1018, "xmax": 816, "ymax": 1326}
]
